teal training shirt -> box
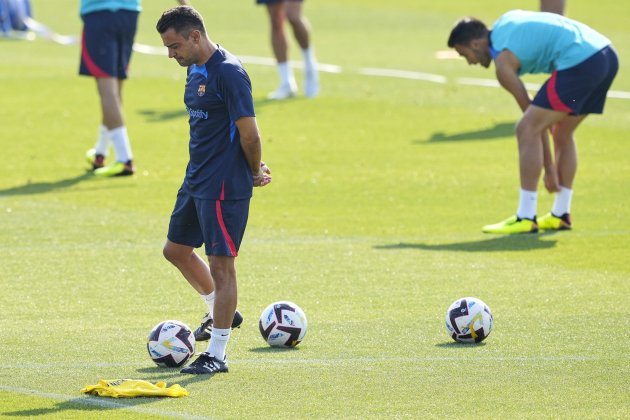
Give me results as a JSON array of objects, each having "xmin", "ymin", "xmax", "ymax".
[
  {"xmin": 80, "ymin": 0, "xmax": 141, "ymax": 16},
  {"xmin": 490, "ymin": 10, "xmax": 610, "ymax": 75}
]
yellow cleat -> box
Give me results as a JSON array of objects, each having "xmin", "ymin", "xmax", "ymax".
[
  {"xmin": 538, "ymin": 212, "xmax": 572, "ymax": 230},
  {"xmin": 93, "ymin": 161, "xmax": 134, "ymax": 177},
  {"xmin": 482, "ymin": 215, "xmax": 538, "ymax": 234}
]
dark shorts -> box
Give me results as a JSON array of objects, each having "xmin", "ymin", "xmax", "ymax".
[
  {"xmin": 79, "ymin": 9, "xmax": 139, "ymax": 78},
  {"xmin": 533, "ymin": 45, "xmax": 619, "ymax": 115},
  {"xmin": 167, "ymin": 188, "xmax": 250, "ymax": 257},
  {"xmin": 256, "ymin": 0, "xmax": 302, "ymax": 4}
]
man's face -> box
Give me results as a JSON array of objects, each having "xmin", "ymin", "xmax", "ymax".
[
  {"xmin": 160, "ymin": 28, "xmax": 200, "ymax": 67},
  {"xmin": 454, "ymin": 40, "xmax": 492, "ymax": 68}
]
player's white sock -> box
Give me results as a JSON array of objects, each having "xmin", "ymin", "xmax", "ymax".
[
  {"xmin": 552, "ymin": 186, "xmax": 573, "ymax": 216},
  {"xmin": 301, "ymin": 46, "xmax": 317, "ymax": 71},
  {"xmin": 206, "ymin": 328, "xmax": 230, "ymax": 360},
  {"xmin": 277, "ymin": 61, "xmax": 296, "ymax": 88},
  {"xmin": 109, "ymin": 126, "xmax": 133, "ymax": 163},
  {"xmin": 202, "ymin": 291, "xmax": 215, "ymax": 316},
  {"xmin": 94, "ymin": 124, "xmax": 110, "ymax": 156},
  {"xmin": 516, "ymin": 188, "xmax": 537, "ymax": 220}
]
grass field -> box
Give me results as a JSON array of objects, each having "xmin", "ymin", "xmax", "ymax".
[{"xmin": 1, "ymin": 0, "xmax": 629, "ymax": 418}]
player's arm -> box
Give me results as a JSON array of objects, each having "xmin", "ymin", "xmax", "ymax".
[
  {"xmin": 494, "ymin": 50, "xmax": 530, "ymax": 112},
  {"xmin": 236, "ymin": 116, "xmax": 271, "ymax": 187}
]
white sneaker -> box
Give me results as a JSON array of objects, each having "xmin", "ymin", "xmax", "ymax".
[
  {"xmin": 267, "ymin": 82, "xmax": 297, "ymax": 100},
  {"xmin": 304, "ymin": 65, "xmax": 319, "ymax": 98}
]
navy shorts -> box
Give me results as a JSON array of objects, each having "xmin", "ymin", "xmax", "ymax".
[
  {"xmin": 167, "ymin": 188, "xmax": 250, "ymax": 257},
  {"xmin": 79, "ymin": 9, "xmax": 139, "ymax": 78},
  {"xmin": 533, "ymin": 46, "xmax": 618, "ymax": 115}
]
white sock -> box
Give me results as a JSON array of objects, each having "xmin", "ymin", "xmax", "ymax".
[
  {"xmin": 277, "ymin": 61, "xmax": 296, "ymax": 87},
  {"xmin": 206, "ymin": 328, "xmax": 230, "ymax": 360},
  {"xmin": 301, "ymin": 47, "xmax": 317, "ymax": 72},
  {"xmin": 108, "ymin": 126, "xmax": 133, "ymax": 163},
  {"xmin": 202, "ymin": 291, "xmax": 215, "ymax": 316},
  {"xmin": 552, "ymin": 186, "xmax": 573, "ymax": 216},
  {"xmin": 516, "ymin": 188, "xmax": 537, "ymax": 220},
  {"xmin": 94, "ymin": 124, "xmax": 110, "ymax": 156}
]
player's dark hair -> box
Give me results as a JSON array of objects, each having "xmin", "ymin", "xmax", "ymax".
[
  {"xmin": 156, "ymin": 6, "xmax": 206, "ymax": 37},
  {"xmin": 447, "ymin": 17, "xmax": 489, "ymax": 47}
]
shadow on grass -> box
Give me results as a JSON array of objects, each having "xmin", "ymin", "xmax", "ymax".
[
  {"xmin": 435, "ymin": 341, "xmax": 487, "ymax": 349},
  {"xmin": 419, "ymin": 121, "xmax": 515, "ymax": 144},
  {"xmin": 0, "ymin": 172, "xmax": 135, "ymax": 197},
  {"xmin": 138, "ymin": 97, "xmax": 305, "ymax": 123},
  {"xmin": 374, "ymin": 233, "xmax": 558, "ymax": 252},
  {"xmin": 3, "ymin": 373, "xmax": 207, "ymax": 417},
  {"xmin": 137, "ymin": 108, "xmax": 187, "ymax": 122},
  {"xmin": 248, "ymin": 346, "xmax": 301, "ymax": 353}
]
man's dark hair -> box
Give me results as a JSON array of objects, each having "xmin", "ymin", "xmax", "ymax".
[
  {"xmin": 156, "ymin": 6, "xmax": 206, "ymax": 37},
  {"xmin": 447, "ymin": 17, "xmax": 489, "ymax": 47}
]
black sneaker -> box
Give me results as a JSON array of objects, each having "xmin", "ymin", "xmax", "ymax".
[
  {"xmin": 180, "ymin": 352, "xmax": 228, "ymax": 375},
  {"xmin": 194, "ymin": 310, "xmax": 244, "ymax": 341}
]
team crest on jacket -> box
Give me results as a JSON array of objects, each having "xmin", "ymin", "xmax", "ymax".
[{"xmin": 197, "ymin": 84, "xmax": 206, "ymax": 96}]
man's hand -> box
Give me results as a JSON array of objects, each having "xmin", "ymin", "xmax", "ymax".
[
  {"xmin": 253, "ymin": 161, "xmax": 271, "ymax": 187},
  {"xmin": 543, "ymin": 168, "xmax": 560, "ymax": 193}
]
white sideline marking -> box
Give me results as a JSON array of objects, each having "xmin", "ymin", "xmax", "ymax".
[
  {"xmin": 0, "ymin": 386, "xmax": 211, "ymax": 420},
  {"xmin": 19, "ymin": 17, "xmax": 630, "ymax": 100},
  {"xmin": 359, "ymin": 67, "xmax": 446, "ymax": 84}
]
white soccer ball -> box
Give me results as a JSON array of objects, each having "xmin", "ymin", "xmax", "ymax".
[
  {"xmin": 445, "ymin": 297, "xmax": 493, "ymax": 343},
  {"xmin": 259, "ymin": 301, "xmax": 307, "ymax": 347},
  {"xmin": 147, "ymin": 320, "xmax": 196, "ymax": 367}
]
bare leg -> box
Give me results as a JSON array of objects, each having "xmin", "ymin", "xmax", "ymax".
[
  {"xmin": 516, "ymin": 106, "xmax": 568, "ymax": 191},
  {"xmin": 163, "ymin": 239, "xmax": 214, "ymax": 295},
  {"xmin": 540, "ymin": 0, "xmax": 566, "ymax": 14},
  {"xmin": 208, "ymin": 255, "xmax": 237, "ymax": 330},
  {"xmin": 552, "ymin": 114, "xmax": 586, "ymax": 188},
  {"xmin": 286, "ymin": 1, "xmax": 310, "ymax": 50},
  {"xmin": 96, "ymin": 77, "xmax": 124, "ymax": 130},
  {"xmin": 267, "ymin": 2, "xmax": 288, "ymax": 63}
]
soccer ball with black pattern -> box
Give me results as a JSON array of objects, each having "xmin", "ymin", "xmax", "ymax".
[
  {"xmin": 445, "ymin": 297, "xmax": 493, "ymax": 343},
  {"xmin": 147, "ymin": 320, "xmax": 196, "ymax": 367},
  {"xmin": 259, "ymin": 301, "xmax": 307, "ymax": 347}
]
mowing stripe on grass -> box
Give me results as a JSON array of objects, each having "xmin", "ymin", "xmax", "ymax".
[
  {"xmin": 0, "ymin": 386, "xmax": 212, "ymax": 420},
  {"xmin": 20, "ymin": 18, "xmax": 630, "ymax": 101},
  {"xmin": 0, "ymin": 355, "xmax": 599, "ymax": 370}
]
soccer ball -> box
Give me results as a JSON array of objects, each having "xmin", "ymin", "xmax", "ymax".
[
  {"xmin": 445, "ymin": 297, "xmax": 493, "ymax": 343},
  {"xmin": 147, "ymin": 320, "xmax": 196, "ymax": 367},
  {"xmin": 259, "ymin": 301, "xmax": 307, "ymax": 347}
]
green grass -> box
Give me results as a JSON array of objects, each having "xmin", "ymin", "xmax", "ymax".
[{"xmin": 1, "ymin": 0, "xmax": 629, "ymax": 418}]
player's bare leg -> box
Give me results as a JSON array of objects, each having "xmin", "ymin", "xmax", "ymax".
[
  {"xmin": 266, "ymin": 2, "xmax": 297, "ymax": 99},
  {"xmin": 286, "ymin": 1, "xmax": 319, "ymax": 97},
  {"xmin": 540, "ymin": 0, "xmax": 566, "ymax": 15},
  {"xmin": 92, "ymin": 77, "xmax": 134, "ymax": 176},
  {"xmin": 163, "ymin": 240, "xmax": 214, "ymax": 294}
]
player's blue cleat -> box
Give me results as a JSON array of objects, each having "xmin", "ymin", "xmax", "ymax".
[
  {"xmin": 180, "ymin": 352, "xmax": 228, "ymax": 375},
  {"xmin": 482, "ymin": 215, "xmax": 538, "ymax": 234},
  {"xmin": 194, "ymin": 310, "xmax": 243, "ymax": 342},
  {"xmin": 538, "ymin": 212, "xmax": 572, "ymax": 230}
]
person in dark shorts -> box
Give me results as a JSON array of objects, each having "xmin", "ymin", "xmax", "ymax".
[
  {"xmin": 447, "ymin": 10, "xmax": 618, "ymax": 234},
  {"xmin": 256, "ymin": 0, "xmax": 319, "ymax": 99},
  {"xmin": 80, "ymin": 0, "xmax": 188, "ymax": 176},
  {"xmin": 156, "ymin": 5, "xmax": 272, "ymax": 375}
]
